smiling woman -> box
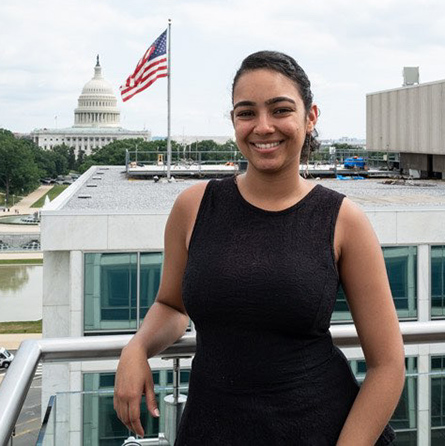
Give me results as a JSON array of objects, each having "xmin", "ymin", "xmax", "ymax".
[
  {"xmin": 114, "ymin": 51, "xmax": 404, "ymax": 446},
  {"xmin": 232, "ymin": 69, "xmax": 316, "ymax": 184}
]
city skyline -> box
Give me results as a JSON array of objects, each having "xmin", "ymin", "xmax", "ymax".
[{"xmin": 1, "ymin": 0, "xmax": 445, "ymax": 140}]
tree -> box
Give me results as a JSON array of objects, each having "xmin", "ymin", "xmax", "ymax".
[
  {"xmin": 76, "ymin": 148, "xmax": 86, "ymax": 170},
  {"xmin": 68, "ymin": 147, "xmax": 76, "ymax": 171},
  {"xmin": 76, "ymin": 137, "xmax": 240, "ymax": 171},
  {"xmin": 78, "ymin": 138, "xmax": 163, "ymax": 171},
  {"xmin": 50, "ymin": 145, "xmax": 70, "ymax": 176},
  {"xmin": 0, "ymin": 129, "xmax": 40, "ymax": 203}
]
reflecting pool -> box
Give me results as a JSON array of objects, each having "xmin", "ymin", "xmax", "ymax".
[{"xmin": 0, "ymin": 265, "xmax": 42, "ymax": 322}]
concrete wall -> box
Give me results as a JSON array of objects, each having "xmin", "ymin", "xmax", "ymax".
[
  {"xmin": 367, "ymin": 80, "xmax": 445, "ymax": 156},
  {"xmin": 41, "ymin": 213, "xmax": 167, "ymax": 252}
]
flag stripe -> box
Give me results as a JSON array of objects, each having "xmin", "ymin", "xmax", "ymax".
[
  {"xmin": 122, "ymin": 73, "xmax": 167, "ymax": 102},
  {"xmin": 121, "ymin": 68, "xmax": 168, "ymax": 101},
  {"xmin": 120, "ymin": 29, "xmax": 168, "ymax": 102},
  {"xmin": 120, "ymin": 62, "xmax": 168, "ymax": 99},
  {"xmin": 121, "ymin": 56, "xmax": 167, "ymax": 92},
  {"xmin": 131, "ymin": 48, "xmax": 156, "ymax": 80}
]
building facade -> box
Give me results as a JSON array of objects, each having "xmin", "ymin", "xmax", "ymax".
[
  {"xmin": 31, "ymin": 57, "xmax": 150, "ymax": 156},
  {"xmin": 366, "ymin": 79, "xmax": 445, "ymax": 179},
  {"xmin": 41, "ymin": 168, "xmax": 445, "ymax": 445}
]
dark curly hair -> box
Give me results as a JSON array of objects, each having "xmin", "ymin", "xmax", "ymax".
[{"xmin": 232, "ymin": 51, "xmax": 319, "ymax": 162}]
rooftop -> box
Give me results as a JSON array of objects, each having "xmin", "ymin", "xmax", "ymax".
[
  {"xmin": 45, "ymin": 166, "xmax": 445, "ymax": 215},
  {"xmin": 31, "ymin": 127, "xmax": 150, "ymax": 135},
  {"xmin": 367, "ymin": 77, "xmax": 445, "ymax": 96}
]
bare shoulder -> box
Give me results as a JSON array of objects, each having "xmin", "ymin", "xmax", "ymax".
[
  {"xmin": 334, "ymin": 197, "xmax": 379, "ymax": 261},
  {"xmin": 174, "ymin": 181, "xmax": 209, "ymax": 211},
  {"xmin": 169, "ymin": 181, "xmax": 210, "ymax": 250},
  {"xmin": 157, "ymin": 181, "xmax": 209, "ymax": 309},
  {"xmin": 337, "ymin": 197, "xmax": 369, "ymax": 229}
]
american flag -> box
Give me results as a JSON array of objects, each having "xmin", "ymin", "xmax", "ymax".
[{"xmin": 120, "ymin": 30, "xmax": 168, "ymax": 102}]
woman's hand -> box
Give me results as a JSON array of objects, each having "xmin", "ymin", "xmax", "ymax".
[
  {"xmin": 114, "ymin": 342, "xmax": 159, "ymax": 437},
  {"xmin": 113, "ymin": 184, "xmax": 205, "ymax": 437}
]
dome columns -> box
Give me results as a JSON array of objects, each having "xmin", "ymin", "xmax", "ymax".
[{"xmin": 73, "ymin": 58, "xmax": 121, "ymax": 128}]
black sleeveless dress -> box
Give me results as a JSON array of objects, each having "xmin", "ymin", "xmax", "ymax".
[{"xmin": 176, "ymin": 177, "xmax": 395, "ymax": 445}]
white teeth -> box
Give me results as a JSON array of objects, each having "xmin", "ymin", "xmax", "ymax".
[{"xmin": 253, "ymin": 142, "xmax": 280, "ymax": 149}]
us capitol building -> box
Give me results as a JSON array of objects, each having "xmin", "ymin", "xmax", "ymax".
[{"xmin": 30, "ymin": 56, "xmax": 151, "ymax": 155}]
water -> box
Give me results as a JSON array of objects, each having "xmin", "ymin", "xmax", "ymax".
[
  {"xmin": 0, "ymin": 265, "xmax": 42, "ymax": 322},
  {"xmin": 0, "ymin": 214, "xmax": 39, "ymax": 225}
]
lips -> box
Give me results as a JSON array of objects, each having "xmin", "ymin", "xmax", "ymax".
[{"xmin": 250, "ymin": 141, "xmax": 283, "ymax": 152}]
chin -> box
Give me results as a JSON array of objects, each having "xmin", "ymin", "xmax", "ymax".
[
  {"xmin": 250, "ymin": 162, "xmax": 286, "ymax": 174},
  {"xmin": 249, "ymin": 158, "xmax": 298, "ymax": 175}
]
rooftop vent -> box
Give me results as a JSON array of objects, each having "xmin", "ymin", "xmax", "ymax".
[
  {"xmin": 78, "ymin": 194, "xmax": 92, "ymax": 199},
  {"xmin": 403, "ymin": 67, "xmax": 419, "ymax": 86},
  {"xmin": 86, "ymin": 184, "xmax": 98, "ymax": 187}
]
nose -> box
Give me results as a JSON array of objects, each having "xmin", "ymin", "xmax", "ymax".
[{"xmin": 253, "ymin": 112, "xmax": 274, "ymax": 135}]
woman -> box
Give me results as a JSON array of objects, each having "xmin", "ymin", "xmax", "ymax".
[{"xmin": 114, "ymin": 51, "xmax": 405, "ymax": 445}]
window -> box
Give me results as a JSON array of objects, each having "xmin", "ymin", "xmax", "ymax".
[
  {"xmin": 84, "ymin": 252, "xmax": 163, "ymax": 333},
  {"xmin": 432, "ymin": 246, "xmax": 445, "ymax": 318},
  {"xmin": 385, "ymin": 246, "xmax": 417, "ymax": 318},
  {"xmin": 332, "ymin": 246, "xmax": 417, "ymax": 322},
  {"xmin": 83, "ymin": 369, "xmax": 190, "ymax": 445},
  {"xmin": 431, "ymin": 355, "xmax": 445, "ymax": 445},
  {"xmin": 350, "ymin": 357, "xmax": 417, "ymax": 445}
]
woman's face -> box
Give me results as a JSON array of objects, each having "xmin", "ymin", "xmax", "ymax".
[{"xmin": 232, "ymin": 69, "xmax": 317, "ymax": 175}]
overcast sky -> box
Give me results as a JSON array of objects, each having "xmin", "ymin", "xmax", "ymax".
[{"xmin": 1, "ymin": 0, "xmax": 444, "ymax": 140}]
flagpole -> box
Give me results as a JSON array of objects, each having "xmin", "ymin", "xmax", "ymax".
[{"xmin": 167, "ymin": 19, "xmax": 172, "ymax": 180}]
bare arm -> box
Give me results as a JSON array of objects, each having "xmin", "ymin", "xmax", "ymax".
[
  {"xmin": 335, "ymin": 199, "xmax": 405, "ymax": 446},
  {"xmin": 114, "ymin": 182, "xmax": 207, "ymax": 437}
]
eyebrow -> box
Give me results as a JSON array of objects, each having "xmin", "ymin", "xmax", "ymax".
[{"xmin": 233, "ymin": 96, "xmax": 296, "ymax": 110}]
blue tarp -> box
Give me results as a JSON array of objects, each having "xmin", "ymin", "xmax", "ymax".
[{"xmin": 336, "ymin": 175, "xmax": 365, "ymax": 180}]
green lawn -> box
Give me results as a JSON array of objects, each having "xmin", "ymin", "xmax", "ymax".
[
  {"xmin": 0, "ymin": 192, "xmax": 25, "ymax": 208},
  {"xmin": 0, "ymin": 320, "xmax": 42, "ymax": 334},
  {"xmin": 31, "ymin": 185, "xmax": 69, "ymax": 208},
  {"xmin": 0, "ymin": 259, "xmax": 43, "ymax": 265}
]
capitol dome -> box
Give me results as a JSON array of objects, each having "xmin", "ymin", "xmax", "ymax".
[{"xmin": 74, "ymin": 56, "xmax": 120, "ymax": 128}]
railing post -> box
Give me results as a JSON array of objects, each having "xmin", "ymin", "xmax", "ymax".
[{"xmin": 163, "ymin": 358, "xmax": 187, "ymax": 445}]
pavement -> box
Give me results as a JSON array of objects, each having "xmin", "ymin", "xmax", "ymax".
[
  {"xmin": 0, "ymin": 252, "xmax": 43, "ymax": 260},
  {"xmin": 0, "ymin": 186, "xmax": 46, "ymax": 260},
  {"xmin": 1, "ymin": 185, "xmax": 51, "ymax": 216},
  {"xmin": 0, "ymin": 185, "xmax": 51, "ymax": 235},
  {"xmin": 0, "ymin": 333, "xmax": 42, "ymax": 350}
]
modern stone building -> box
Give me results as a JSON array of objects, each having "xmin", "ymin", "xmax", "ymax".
[
  {"xmin": 31, "ymin": 57, "xmax": 151, "ymax": 155},
  {"xmin": 40, "ymin": 169, "xmax": 445, "ymax": 445}
]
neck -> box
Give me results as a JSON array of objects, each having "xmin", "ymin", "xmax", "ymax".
[{"xmin": 237, "ymin": 165, "xmax": 310, "ymax": 211}]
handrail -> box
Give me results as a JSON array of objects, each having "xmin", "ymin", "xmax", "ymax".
[
  {"xmin": 1, "ymin": 320, "xmax": 445, "ymax": 444},
  {"xmin": 0, "ymin": 334, "xmax": 195, "ymax": 445}
]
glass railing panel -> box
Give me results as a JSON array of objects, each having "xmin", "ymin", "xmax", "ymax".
[
  {"xmin": 37, "ymin": 385, "xmax": 189, "ymax": 446},
  {"xmin": 26, "ymin": 365, "xmax": 445, "ymax": 445},
  {"xmin": 36, "ymin": 395, "xmax": 56, "ymax": 446}
]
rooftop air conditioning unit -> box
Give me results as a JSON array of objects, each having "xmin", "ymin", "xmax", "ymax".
[{"xmin": 403, "ymin": 67, "xmax": 419, "ymax": 86}]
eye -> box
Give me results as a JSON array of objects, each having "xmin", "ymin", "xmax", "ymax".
[
  {"xmin": 235, "ymin": 109, "xmax": 255, "ymax": 118},
  {"xmin": 273, "ymin": 107, "xmax": 293, "ymax": 115}
]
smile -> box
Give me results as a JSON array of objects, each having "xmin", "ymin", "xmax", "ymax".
[{"xmin": 251, "ymin": 141, "xmax": 283, "ymax": 150}]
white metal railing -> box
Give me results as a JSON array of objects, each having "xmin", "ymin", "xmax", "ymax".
[{"xmin": 2, "ymin": 320, "xmax": 445, "ymax": 445}]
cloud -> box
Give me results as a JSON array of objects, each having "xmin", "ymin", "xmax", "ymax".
[{"xmin": 1, "ymin": 0, "xmax": 445, "ymax": 138}]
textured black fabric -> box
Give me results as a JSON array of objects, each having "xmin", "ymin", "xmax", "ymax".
[{"xmin": 176, "ymin": 176, "xmax": 395, "ymax": 445}]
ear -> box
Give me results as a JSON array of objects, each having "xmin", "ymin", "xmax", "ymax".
[{"xmin": 306, "ymin": 104, "xmax": 318, "ymax": 133}]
